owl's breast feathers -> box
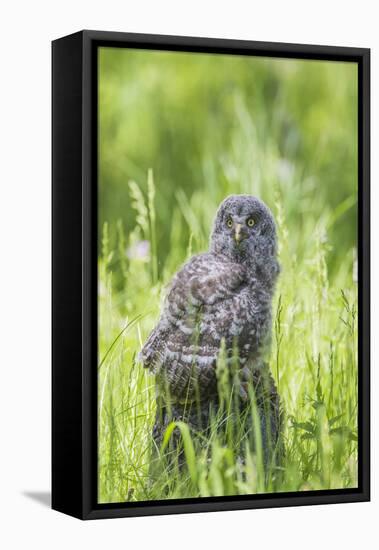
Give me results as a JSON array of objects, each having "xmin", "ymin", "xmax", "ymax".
[{"xmin": 140, "ymin": 253, "xmax": 272, "ymax": 400}]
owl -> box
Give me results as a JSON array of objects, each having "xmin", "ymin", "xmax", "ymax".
[{"xmin": 140, "ymin": 195, "xmax": 283, "ymax": 471}]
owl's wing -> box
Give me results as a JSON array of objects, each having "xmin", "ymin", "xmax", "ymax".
[
  {"xmin": 138, "ymin": 322, "xmax": 168, "ymax": 373},
  {"xmin": 166, "ymin": 253, "xmax": 247, "ymax": 315},
  {"xmin": 140, "ymin": 253, "xmax": 248, "ymax": 400}
]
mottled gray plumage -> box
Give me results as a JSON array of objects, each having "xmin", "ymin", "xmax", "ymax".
[{"xmin": 140, "ymin": 195, "xmax": 283, "ymax": 469}]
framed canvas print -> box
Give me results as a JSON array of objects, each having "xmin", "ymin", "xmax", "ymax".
[{"xmin": 52, "ymin": 30, "xmax": 370, "ymax": 519}]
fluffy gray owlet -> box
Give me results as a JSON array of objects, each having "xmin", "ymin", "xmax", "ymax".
[{"xmin": 140, "ymin": 194, "xmax": 283, "ymax": 471}]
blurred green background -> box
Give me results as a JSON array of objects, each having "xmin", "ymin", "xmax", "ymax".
[
  {"xmin": 97, "ymin": 47, "xmax": 358, "ymax": 502},
  {"xmin": 99, "ymin": 47, "xmax": 357, "ymax": 280}
]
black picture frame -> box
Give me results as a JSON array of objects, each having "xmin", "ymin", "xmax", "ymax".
[{"xmin": 52, "ymin": 30, "xmax": 370, "ymax": 520}]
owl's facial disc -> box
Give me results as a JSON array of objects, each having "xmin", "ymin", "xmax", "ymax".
[
  {"xmin": 226, "ymin": 216, "xmax": 251, "ymax": 245},
  {"xmin": 210, "ymin": 195, "xmax": 276, "ymax": 262}
]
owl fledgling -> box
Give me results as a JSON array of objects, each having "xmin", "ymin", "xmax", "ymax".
[{"xmin": 140, "ymin": 195, "xmax": 283, "ymax": 470}]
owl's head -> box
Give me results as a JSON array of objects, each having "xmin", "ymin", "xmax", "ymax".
[{"xmin": 210, "ymin": 194, "xmax": 278, "ymax": 269}]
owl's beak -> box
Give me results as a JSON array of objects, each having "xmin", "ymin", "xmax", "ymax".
[{"xmin": 234, "ymin": 223, "xmax": 244, "ymax": 244}]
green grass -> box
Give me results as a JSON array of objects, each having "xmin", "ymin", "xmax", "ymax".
[
  {"xmin": 98, "ymin": 175, "xmax": 357, "ymax": 503},
  {"xmin": 97, "ymin": 49, "xmax": 358, "ymax": 503}
]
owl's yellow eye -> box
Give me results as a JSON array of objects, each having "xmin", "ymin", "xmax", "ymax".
[
  {"xmin": 227, "ymin": 218, "xmax": 233, "ymax": 228},
  {"xmin": 247, "ymin": 218, "xmax": 255, "ymax": 227}
]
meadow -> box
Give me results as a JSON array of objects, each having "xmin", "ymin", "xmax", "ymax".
[{"xmin": 97, "ymin": 48, "xmax": 358, "ymax": 503}]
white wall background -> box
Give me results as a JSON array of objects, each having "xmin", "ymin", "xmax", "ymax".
[{"xmin": 0, "ymin": 1, "xmax": 376, "ymax": 548}]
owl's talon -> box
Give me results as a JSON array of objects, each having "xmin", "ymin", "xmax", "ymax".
[
  {"xmin": 240, "ymin": 366, "xmax": 252, "ymax": 381},
  {"xmin": 239, "ymin": 384, "xmax": 249, "ymax": 401}
]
